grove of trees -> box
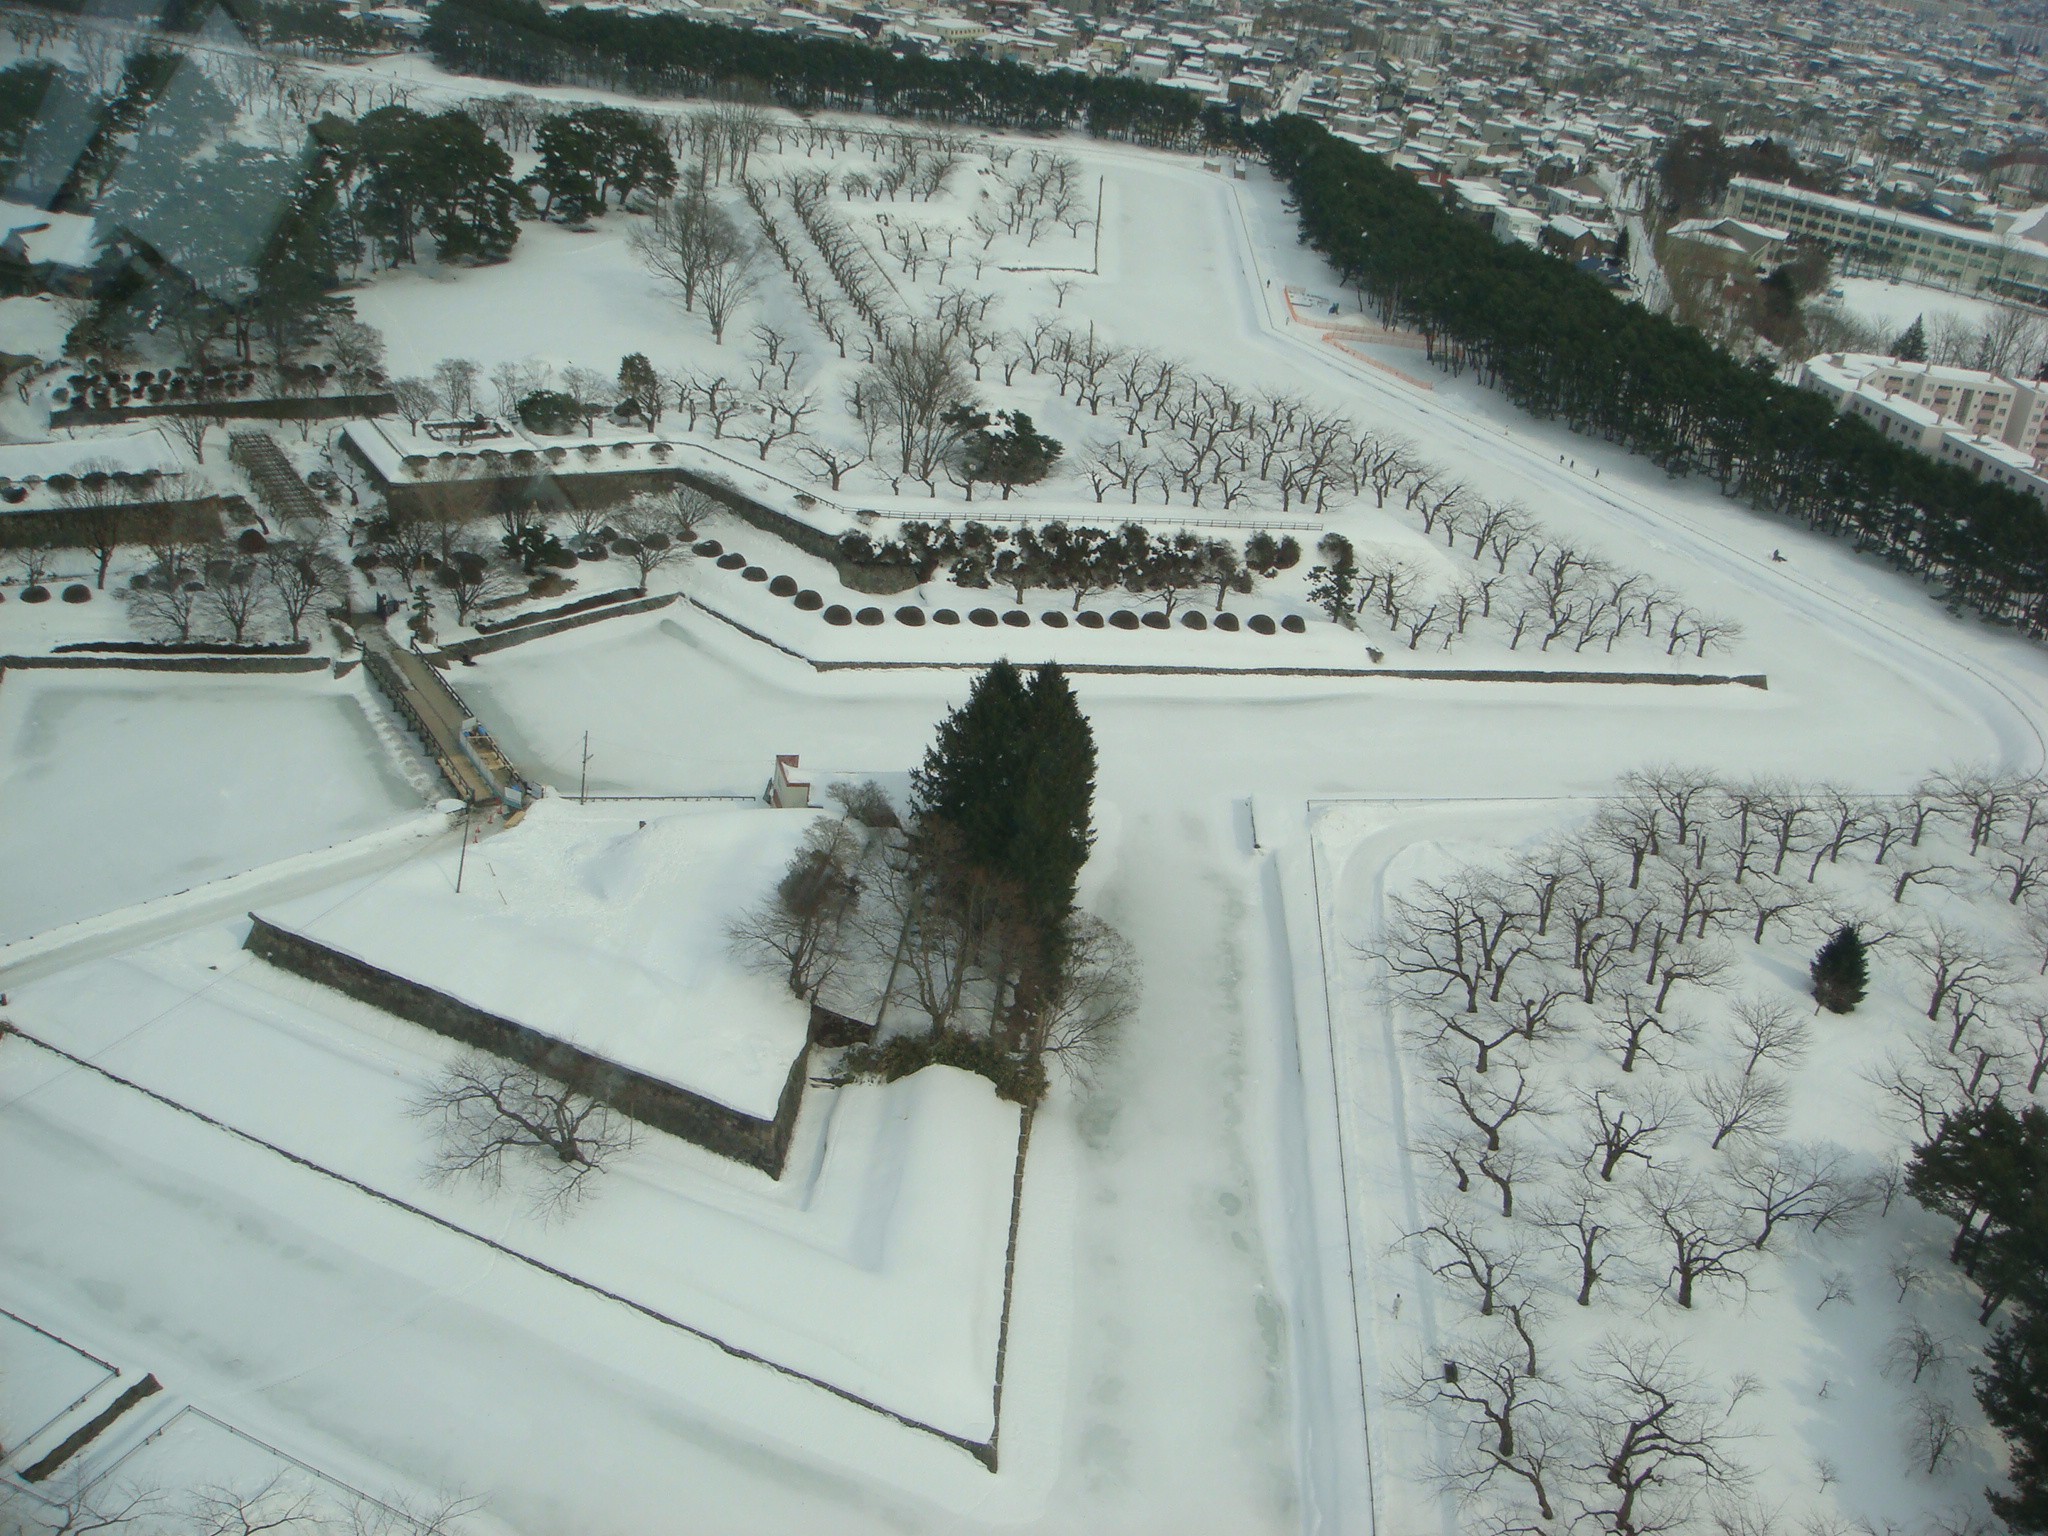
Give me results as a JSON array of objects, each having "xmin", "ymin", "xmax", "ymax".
[
  {"xmin": 1375, "ymin": 763, "xmax": 2048, "ymax": 1533},
  {"xmin": 730, "ymin": 662, "xmax": 1136, "ymax": 1103}
]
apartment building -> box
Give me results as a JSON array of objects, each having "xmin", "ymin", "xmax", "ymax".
[
  {"xmin": 1799, "ymin": 350, "xmax": 2048, "ymax": 503},
  {"xmin": 1727, "ymin": 177, "xmax": 2048, "ymax": 304}
]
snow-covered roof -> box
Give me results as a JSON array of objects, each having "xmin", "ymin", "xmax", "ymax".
[{"xmin": 0, "ymin": 201, "xmax": 101, "ymax": 270}]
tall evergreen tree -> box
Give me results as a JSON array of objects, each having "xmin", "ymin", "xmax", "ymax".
[
  {"xmin": 1894, "ymin": 314, "xmax": 1928, "ymax": 362},
  {"xmin": 1981, "ymin": 1306, "xmax": 2048, "ymax": 1533},
  {"xmin": 911, "ymin": 658, "xmax": 1031, "ymax": 879},
  {"xmin": 1012, "ymin": 662, "xmax": 1096, "ymax": 933},
  {"xmin": 1810, "ymin": 923, "xmax": 1868, "ymax": 1013}
]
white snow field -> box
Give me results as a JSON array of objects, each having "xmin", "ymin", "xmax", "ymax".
[
  {"xmin": 8, "ymin": 84, "xmax": 2048, "ymax": 1536},
  {"xmin": 0, "ymin": 670, "xmax": 428, "ymax": 943}
]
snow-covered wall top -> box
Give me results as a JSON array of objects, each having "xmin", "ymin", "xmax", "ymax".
[{"xmin": 260, "ymin": 799, "xmax": 814, "ymax": 1120}]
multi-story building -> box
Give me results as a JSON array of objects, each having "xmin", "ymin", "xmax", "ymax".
[
  {"xmin": 1726, "ymin": 178, "xmax": 2048, "ymax": 304},
  {"xmin": 1798, "ymin": 351, "xmax": 2048, "ymax": 503}
]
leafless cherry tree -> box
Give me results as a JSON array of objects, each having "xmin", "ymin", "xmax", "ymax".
[
  {"xmin": 414, "ymin": 1053, "xmax": 634, "ymax": 1205},
  {"xmin": 1578, "ymin": 1084, "xmax": 1684, "ymax": 1182},
  {"xmin": 1690, "ymin": 1071, "xmax": 1789, "ymax": 1152},
  {"xmin": 1573, "ymin": 1337, "xmax": 1752, "ymax": 1531},
  {"xmin": 1730, "ymin": 995, "xmax": 1809, "ymax": 1076},
  {"xmin": 1634, "ymin": 1167, "xmax": 1755, "ymax": 1307},
  {"xmin": 728, "ymin": 817, "xmax": 866, "ymax": 998}
]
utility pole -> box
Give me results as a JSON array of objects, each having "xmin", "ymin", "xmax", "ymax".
[{"xmin": 580, "ymin": 731, "xmax": 592, "ymax": 804}]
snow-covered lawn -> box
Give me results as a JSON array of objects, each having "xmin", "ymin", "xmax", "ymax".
[
  {"xmin": 0, "ymin": 671, "xmax": 427, "ymax": 942},
  {"xmin": 11, "ymin": 903, "xmax": 1024, "ymax": 1439},
  {"xmin": 0, "ymin": 1309, "xmax": 113, "ymax": 1458}
]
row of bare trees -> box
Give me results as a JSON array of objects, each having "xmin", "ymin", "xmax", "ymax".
[
  {"xmin": 1379, "ymin": 763, "xmax": 2048, "ymax": 1533},
  {"xmin": 122, "ymin": 539, "xmax": 338, "ymax": 644}
]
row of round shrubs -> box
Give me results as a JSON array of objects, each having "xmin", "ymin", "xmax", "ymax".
[
  {"xmin": 2, "ymin": 583, "xmax": 93, "ymax": 604},
  {"xmin": 695, "ymin": 538, "xmax": 1309, "ymax": 634}
]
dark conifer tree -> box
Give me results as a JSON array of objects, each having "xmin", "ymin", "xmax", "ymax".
[
  {"xmin": 1810, "ymin": 923, "xmax": 1868, "ymax": 1013},
  {"xmin": 1894, "ymin": 315, "xmax": 1928, "ymax": 363},
  {"xmin": 1012, "ymin": 662, "xmax": 1096, "ymax": 934},
  {"xmin": 1981, "ymin": 1306, "xmax": 2048, "ymax": 1533}
]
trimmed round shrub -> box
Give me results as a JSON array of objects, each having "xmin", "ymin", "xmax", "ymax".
[
  {"xmin": 794, "ymin": 589, "xmax": 824, "ymax": 610},
  {"xmin": 1281, "ymin": 614, "xmax": 1306, "ymax": 634},
  {"xmin": 1213, "ymin": 611, "xmax": 1241, "ymax": 632},
  {"xmin": 716, "ymin": 552, "xmax": 747, "ymax": 570},
  {"xmin": 21, "ymin": 584, "xmax": 50, "ymax": 603},
  {"xmin": 769, "ymin": 575, "xmax": 799, "ymax": 597},
  {"xmin": 0, "ymin": 486, "xmax": 26, "ymax": 504},
  {"xmin": 1248, "ymin": 613, "xmax": 1277, "ymax": 635},
  {"xmin": 896, "ymin": 606, "xmax": 926, "ymax": 626},
  {"xmin": 856, "ymin": 606, "xmax": 884, "ymax": 626},
  {"xmin": 1076, "ymin": 610, "xmax": 1106, "ymax": 629},
  {"xmin": 517, "ymin": 389, "xmax": 583, "ymax": 435},
  {"xmin": 1141, "ymin": 611, "xmax": 1170, "ymax": 630},
  {"xmin": 61, "ymin": 583, "xmax": 90, "ymax": 603},
  {"xmin": 236, "ymin": 528, "xmax": 268, "ymax": 554},
  {"xmin": 1110, "ymin": 610, "xmax": 1141, "ymax": 630},
  {"xmin": 742, "ymin": 565, "xmax": 768, "ymax": 582},
  {"xmin": 969, "ymin": 607, "xmax": 999, "ymax": 627},
  {"xmin": 823, "ymin": 604, "xmax": 852, "ymax": 625},
  {"xmin": 1002, "ymin": 609, "xmax": 1030, "ymax": 628},
  {"xmin": 933, "ymin": 608, "xmax": 960, "ymax": 625},
  {"xmin": 579, "ymin": 543, "xmax": 609, "ymax": 561},
  {"xmin": 1040, "ymin": 610, "xmax": 1069, "ymax": 628},
  {"xmin": 1181, "ymin": 610, "xmax": 1208, "ymax": 629},
  {"xmin": 694, "ymin": 539, "xmax": 722, "ymax": 557}
]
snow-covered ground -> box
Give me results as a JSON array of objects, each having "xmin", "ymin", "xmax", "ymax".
[
  {"xmin": 1826, "ymin": 275, "xmax": 2009, "ymax": 343},
  {"xmin": 7, "ymin": 63, "xmax": 2048, "ymax": 1536},
  {"xmin": 0, "ymin": 670, "xmax": 429, "ymax": 943}
]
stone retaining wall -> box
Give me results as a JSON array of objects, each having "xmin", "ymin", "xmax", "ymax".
[
  {"xmin": 243, "ymin": 916, "xmax": 808, "ymax": 1178},
  {"xmin": 0, "ymin": 653, "xmax": 330, "ymax": 679},
  {"xmin": 437, "ymin": 591, "xmax": 678, "ymax": 659},
  {"xmin": 0, "ymin": 496, "xmax": 236, "ymax": 549},
  {"xmin": 51, "ymin": 393, "xmax": 397, "ymax": 429}
]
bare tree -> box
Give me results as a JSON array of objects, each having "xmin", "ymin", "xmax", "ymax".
[
  {"xmin": 1634, "ymin": 1167, "xmax": 1755, "ymax": 1307},
  {"xmin": 1730, "ymin": 995, "xmax": 1809, "ymax": 1076},
  {"xmin": 728, "ymin": 818, "xmax": 866, "ymax": 998},
  {"xmin": 414, "ymin": 1053, "xmax": 634, "ymax": 1205},
  {"xmin": 699, "ymin": 241, "xmax": 762, "ymax": 345},
  {"xmin": 183, "ymin": 1475, "xmax": 322, "ymax": 1536},
  {"xmin": 1598, "ymin": 985, "xmax": 1691, "ymax": 1073},
  {"xmin": 1578, "ymin": 1083, "xmax": 1685, "ymax": 1182},
  {"xmin": 1433, "ymin": 1054, "xmax": 1546, "ymax": 1151},
  {"xmin": 1028, "ymin": 912, "xmax": 1140, "ymax": 1082},
  {"xmin": 1690, "ymin": 1071, "xmax": 1789, "ymax": 1152},
  {"xmin": 1574, "ymin": 1337, "xmax": 1751, "ymax": 1533},
  {"xmin": 1398, "ymin": 1337, "xmax": 1565, "ymax": 1524},
  {"xmin": 1415, "ymin": 1209, "xmax": 1526, "ymax": 1317},
  {"xmin": 1882, "ymin": 1322, "xmax": 1952, "ymax": 1387},
  {"xmin": 261, "ymin": 543, "xmax": 333, "ymax": 642},
  {"xmin": 1726, "ymin": 1143, "xmax": 1866, "ymax": 1249},
  {"xmin": 1535, "ymin": 1174, "xmax": 1619, "ymax": 1306},
  {"xmin": 0, "ymin": 1470, "xmax": 168, "ymax": 1536},
  {"xmin": 1906, "ymin": 920, "xmax": 2007, "ymax": 1024},
  {"xmin": 388, "ymin": 377, "xmax": 441, "ymax": 431},
  {"xmin": 1904, "ymin": 1393, "xmax": 1963, "ymax": 1478},
  {"xmin": 197, "ymin": 549, "xmax": 268, "ymax": 644}
]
